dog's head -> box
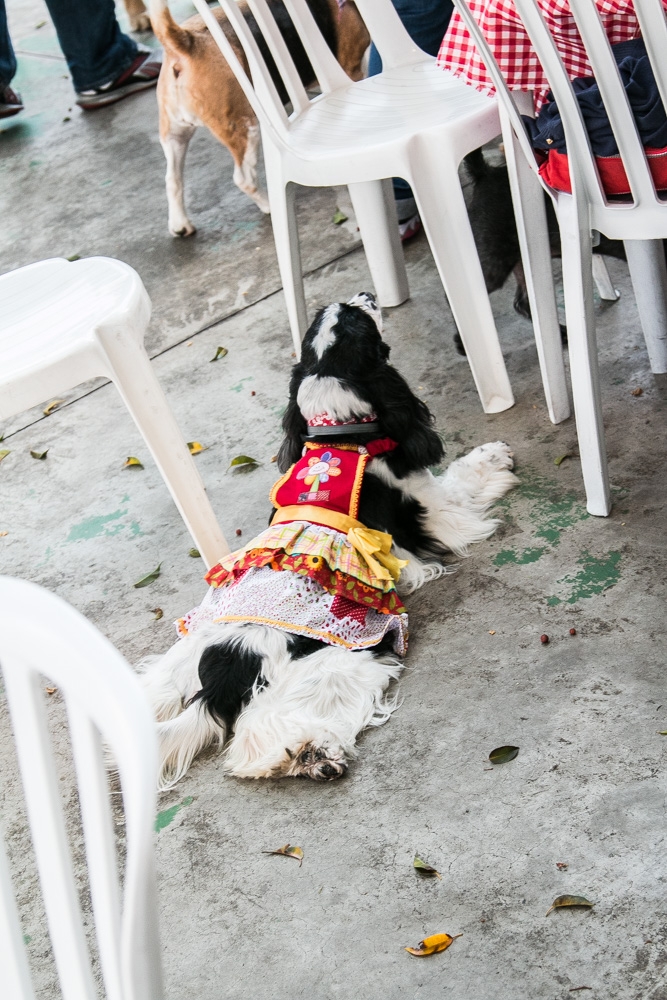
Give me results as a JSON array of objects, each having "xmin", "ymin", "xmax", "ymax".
[{"xmin": 277, "ymin": 293, "xmax": 444, "ymax": 477}]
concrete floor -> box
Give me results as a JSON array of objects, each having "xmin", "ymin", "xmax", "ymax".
[{"xmin": 2, "ymin": 3, "xmax": 667, "ymax": 999}]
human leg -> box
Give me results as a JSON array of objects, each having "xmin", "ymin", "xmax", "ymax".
[
  {"xmin": 0, "ymin": 0, "xmax": 22, "ymax": 118},
  {"xmin": 42, "ymin": 0, "xmax": 160, "ymax": 107}
]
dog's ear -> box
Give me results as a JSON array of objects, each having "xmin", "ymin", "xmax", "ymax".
[
  {"xmin": 277, "ymin": 366, "xmax": 307, "ymax": 472},
  {"xmin": 369, "ymin": 364, "xmax": 445, "ymax": 476}
]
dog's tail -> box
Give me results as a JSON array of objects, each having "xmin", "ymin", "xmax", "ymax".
[{"xmin": 149, "ymin": 0, "xmax": 194, "ymax": 55}]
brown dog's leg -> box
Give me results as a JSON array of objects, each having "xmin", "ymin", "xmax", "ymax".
[
  {"xmin": 336, "ymin": 1, "xmax": 371, "ymax": 81},
  {"xmin": 123, "ymin": 0, "xmax": 151, "ymax": 32},
  {"xmin": 161, "ymin": 119, "xmax": 197, "ymax": 237},
  {"xmin": 205, "ymin": 115, "xmax": 270, "ymax": 214}
]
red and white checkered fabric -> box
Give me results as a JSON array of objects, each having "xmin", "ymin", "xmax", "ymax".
[{"xmin": 438, "ymin": 0, "xmax": 643, "ymax": 109}]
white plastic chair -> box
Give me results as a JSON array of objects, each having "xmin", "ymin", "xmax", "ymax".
[
  {"xmin": 0, "ymin": 257, "xmax": 229, "ymax": 566},
  {"xmin": 0, "ymin": 576, "xmax": 163, "ymax": 1000},
  {"xmin": 452, "ymin": 0, "xmax": 667, "ymax": 515},
  {"xmin": 190, "ymin": 0, "xmax": 515, "ymax": 414}
]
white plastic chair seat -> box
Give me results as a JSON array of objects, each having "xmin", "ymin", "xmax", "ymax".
[
  {"xmin": 0, "ymin": 257, "xmax": 229, "ymax": 566},
  {"xmin": 287, "ymin": 63, "xmax": 497, "ymax": 165},
  {"xmin": 1, "ymin": 258, "xmax": 150, "ymax": 409}
]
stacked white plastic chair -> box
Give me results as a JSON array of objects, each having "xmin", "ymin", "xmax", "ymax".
[
  {"xmin": 0, "ymin": 576, "xmax": 163, "ymax": 1000},
  {"xmin": 0, "ymin": 256, "xmax": 229, "ymax": 566},
  {"xmin": 453, "ymin": 0, "xmax": 667, "ymax": 515},
  {"xmin": 191, "ymin": 0, "xmax": 515, "ymax": 414}
]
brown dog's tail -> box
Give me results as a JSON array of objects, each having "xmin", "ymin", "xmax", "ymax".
[{"xmin": 149, "ymin": 0, "xmax": 194, "ymax": 54}]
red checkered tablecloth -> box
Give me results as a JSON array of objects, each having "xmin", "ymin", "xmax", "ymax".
[{"xmin": 438, "ymin": 0, "xmax": 643, "ymax": 109}]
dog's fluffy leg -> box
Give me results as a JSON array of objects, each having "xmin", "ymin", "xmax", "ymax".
[
  {"xmin": 223, "ymin": 645, "xmax": 403, "ymax": 780},
  {"xmin": 138, "ymin": 622, "xmax": 233, "ymax": 788},
  {"xmin": 439, "ymin": 441, "xmax": 518, "ymax": 511},
  {"xmin": 156, "ymin": 701, "xmax": 224, "ymax": 791},
  {"xmin": 161, "ymin": 121, "xmax": 197, "ymax": 237},
  {"xmin": 373, "ymin": 442, "xmax": 517, "ymax": 566}
]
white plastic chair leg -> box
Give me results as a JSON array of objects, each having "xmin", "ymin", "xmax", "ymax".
[
  {"xmin": 263, "ymin": 140, "xmax": 308, "ymax": 355},
  {"xmin": 623, "ymin": 238, "xmax": 667, "ymax": 374},
  {"xmin": 408, "ymin": 145, "xmax": 514, "ymax": 413},
  {"xmin": 559, "ymin": 200, "xmax": 610, "ymax": 516},
  {"xmin": 501, "ymin": 107, "xmax": 570, "ymax": 423},
  {"xmin": 98, "ymin": 334, "xmax": 230, "ymax": 567},
  {"xmin": 1, "ymin": 836, "xmax": 36, "ymax": 1000},
  {"xmin": 346, "ymin": 179, "xmax": 410, "ymax": 307},
  {"xmin": 591, "ymin": 254, "xmax": 620, "ymax": 301}
]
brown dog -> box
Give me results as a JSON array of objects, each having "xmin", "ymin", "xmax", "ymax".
[{"xmin": 149, "ymin": 0, "xmax": 370, "ymax": 237}]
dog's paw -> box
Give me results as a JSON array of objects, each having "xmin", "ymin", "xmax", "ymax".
[
  {"xmin": 255, "ymin": 192, "xmax": 271, "ymax": 214},
  {"xmin": 129, "ymin": 12, "xmax": 151, "ymax": 31},
  {"xmin": 472, "ymin": 440, "xmax": 515, "ymax": 470},
  {"xmin": 169, "ymin": 219, "xmax": 197, "ymax": 238},
  {"xmin": 284, "ymin": 742, "xmax": 348, "ymax": 781}
]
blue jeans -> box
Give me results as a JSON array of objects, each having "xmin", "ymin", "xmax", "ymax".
[
  {"xmin": 368, "ymin": 0, "xmax": 455, "ymax": 204},
  {"xmin": 0, "ymin": 0, "xmax": 138, "ymax": 91}
]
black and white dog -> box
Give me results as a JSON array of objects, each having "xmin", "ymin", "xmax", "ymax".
[{"xmin": 140, "ymin": 293, "xmax": 517, "ymax": 789}]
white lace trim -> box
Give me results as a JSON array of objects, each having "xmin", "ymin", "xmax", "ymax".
[{"xmin": 177, "ymin": 566, "xmax": 407, "ymax": 655}]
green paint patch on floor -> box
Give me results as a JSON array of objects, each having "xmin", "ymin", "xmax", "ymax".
[
  {"xmin": 66, "ymin": 508, "xmax": 127, "ymax": 541},
  {"xmin": 493, "ymin": 468, "xmax": 589, "ymax": 566},
  {"xmin": 230, "ymin": 377, "xmax": 253, "ymax": 393},
  {"xmin": 547, "ymin": 550, "xmax": 622, "ymax": 606},
  {"xmin": 155, "ymin": 796, "xmax": 194, "ymax": 832},
  {"xmin": 494, "ymin": 546, "xmax": 546, "ymax": 566}
]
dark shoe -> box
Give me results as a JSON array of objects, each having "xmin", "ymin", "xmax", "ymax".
[
  {"xmin": 0, "ymin": 86, "xmax": 24, "ymax": 119},
  {"xmin": 76, "ymin": 48, "xmax": 162, "ymax": 110}
]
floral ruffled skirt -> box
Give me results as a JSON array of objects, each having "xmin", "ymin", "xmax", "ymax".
[{"xmin": 178, "ymin": 521, "xmax": 409, "ymax": 654}]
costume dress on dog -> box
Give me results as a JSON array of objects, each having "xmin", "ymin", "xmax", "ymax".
[{"xmin": 176, "ymin": 441, "xmax": 409, "ymax": 654}]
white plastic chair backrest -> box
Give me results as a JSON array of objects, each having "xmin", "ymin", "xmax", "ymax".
[
  {"xmin": 351, "ymin": 0, "xmax": 431, "ymax": 69},
  {"xmin": 0, "ymin": 577, "xmax": 162, "ymax": 1000},
  {"xmin": 189, "ymin": 0, "xmax": 430, "ymax": 147},
  {"xmin": 452, "ymin": 0, "xmax": 667, "ymax": 210},
  {"xmin": 189, "ymin": 0, "xmax": 343, "ymax": 144}
]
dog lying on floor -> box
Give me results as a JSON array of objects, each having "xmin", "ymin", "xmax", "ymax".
[
  {"xmin": 140, "ymin": 292, "xmax": 517, "ymax": 789},
  {"xmin": 149, "ymin": 0, "xmax": 370, "ymax": 236}
]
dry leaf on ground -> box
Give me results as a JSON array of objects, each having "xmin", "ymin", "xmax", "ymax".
[
  {"xmin": 0, "ymin": 450, "xmax": 11, "ymax": 463},
  {"xmin": 151, "ymin": 608, "xmax": 164, "ymax": 620},
  {"xmin": 229, "ymin": 455, "xmax": 259, "ymax": 473},
  {"xmin": 489, "ymin": 745, "xmax": 519, "ymax": 764},
  {"xmin": 124, "ymin": 456, "xmax": 143, "ymax": 469},
  {"xmin": 30, "ymin": 449, "xmax": 48, "ymax": 460},
  {"xmin": 43, "ymin": 400, "xmax": 65, "ymax": 416},
  {"xmin": 546, "ymin": 895, "xmax": 595, "ymax": 916},
  {"xmin": 332, "ymin": 209, "xmax": 348, "ymax": 225},
  {"xmin": 210, "ymin": 346, "xmax": 228, "ymax": 362},
  {"xmin": 556, "ymin": 862, "xmax": 569, "ymax": 871},
  {"xmin": 413, "ymin": 855, "xmax": 441, "ymax": 878},
  {"xmin": 189, "ymin": 548, "xmax": 201, "ymax": 558},
  {"xmin": 45, "ymin": 686, "xmax": 57, "ymax": 695},
  {"xmin": 405, "ymin": 933, "xmax": 462, "ymax": 956},
  {"xmin": 134, "ymin": 564, "xmax": 162, "ymax": 589},
  {"xmin": 554, "ymin": 454, "xmax": 571, "ymax": 466},
  {"xmin": 262, "ymin": 844, "xmax": 304, "ymax": 865},
  {"xmin": 187, "ymin": 441, "xmax": 208, "ymax": 455}
]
